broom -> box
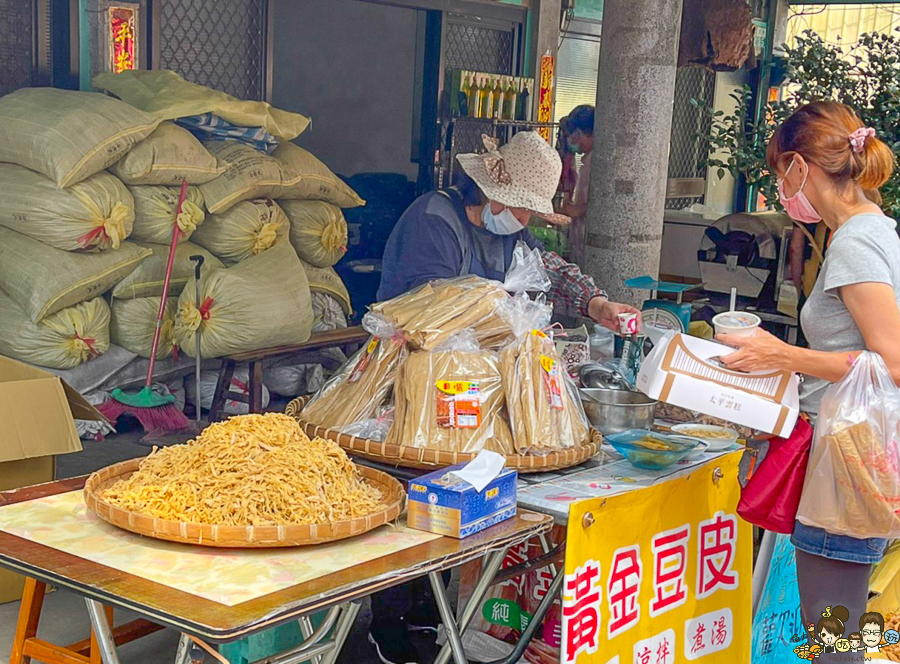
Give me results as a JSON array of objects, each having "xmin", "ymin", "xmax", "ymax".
[{"xmin": 98, "ymin": 181, "xmax": 193, "ymax": 436}]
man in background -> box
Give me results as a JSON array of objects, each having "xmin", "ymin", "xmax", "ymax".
[{"xmin": 560, "ymin": 104, "xmax": 594, "ymax": 265}]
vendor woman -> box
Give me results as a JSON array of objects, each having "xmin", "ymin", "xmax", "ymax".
[
  {"xmin": 378, "ymin": 130, "xmax": 640, "ymax": 329},
  {"xmin": 369, "ymin": 131, "xmax": 640, "ymax": 664}
]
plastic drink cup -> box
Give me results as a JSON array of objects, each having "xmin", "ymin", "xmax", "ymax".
[
  {"xmin": 618, "ymin": 312, "xmax": 639, "ymax": 336},
  {"xmin": 713, "ymin": 311, "xmax": 761, "ymax": 339}
]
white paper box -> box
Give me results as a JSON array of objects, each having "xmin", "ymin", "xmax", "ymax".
[{"xmin": 637, "ymin": 333, "xmax": 799, "ymax": 437}]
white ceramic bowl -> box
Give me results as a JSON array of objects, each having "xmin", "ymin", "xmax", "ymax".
[{"xmin": 671, "ymin": 423, "xmax": 740, "ymax": 451}]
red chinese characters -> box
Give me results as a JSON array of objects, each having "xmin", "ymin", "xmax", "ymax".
[
  {"xmin": 697, "ymin": 512, "xmax": 739, "ymax": 599},
  {"xmin": 562, "ymin": 560, "xmax": 602, "ymax": 662},
  {"xmin": 650, "ymin": 525, "xmax": 690, "ymax": 618},
  {"xmin": 607, "ymin": 545, "xmax": 642, "ymax": 639}
]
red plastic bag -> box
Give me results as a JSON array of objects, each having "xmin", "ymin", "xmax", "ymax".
[{"xmin": 737, "ymin": 417, "xmax": 813, "ymax": 534}]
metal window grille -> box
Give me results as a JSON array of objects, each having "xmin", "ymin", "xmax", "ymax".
[
  {"xmin": 443, "ymin": 20, "xmax": 514, "ymax": 77},
  {"xmin": 666, "ymin": 66, "xmax": 715, "ymax": 210},
  {"xmin": 0, "ymin": 0, "xmax": 35, "ymax": 97},
  {"xmin": 157, "ymin": 0, "xmax": 268, "ymax": 101}
]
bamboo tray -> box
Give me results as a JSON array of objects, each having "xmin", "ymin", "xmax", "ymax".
[
  {"xmin": 286, "ymin": 396, "xmax": 602, "ymax": 473},
  {"xmin": 84, "ymin": 458, "xmax": 406, "ymax": 548}
]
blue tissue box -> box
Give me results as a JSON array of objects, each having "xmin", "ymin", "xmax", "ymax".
[{"xmin": 407, "ymin": 464, "xmax": 517, "ymax": 538}]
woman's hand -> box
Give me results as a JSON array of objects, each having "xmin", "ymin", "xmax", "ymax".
[
  {"xmin": 588, "ymin": 297, "xmax": 642, "ymax": 333},
  {"xmin": 718, "ymin": 329, "xmax": 793, "ymax": 372}
]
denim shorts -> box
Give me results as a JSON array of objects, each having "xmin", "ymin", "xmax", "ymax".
[{"xmin": 791, "ymin": 521, "xmax": 887, "ymax": 564}]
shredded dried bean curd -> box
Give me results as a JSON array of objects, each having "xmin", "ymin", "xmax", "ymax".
[{"xmin": 101, "ymin": 413, "xmax": 383, "ymax": 526}]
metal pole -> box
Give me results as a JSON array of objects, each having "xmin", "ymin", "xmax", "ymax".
[
  {"xmin": 85, "ymin": 599, "xmax": 122, "ymax": 664},
  {"xmin": 430, "ymin": 571, "xmax": 469, "ymax": 664},
  {"xmin": 434, "ymin": 548, "xmax": 508, "ymax": 664},
  {"xmin": 317, "ymin": 602, "xmax": 361, "ymax": 664},
  {"xmin": 752, "ymin": 529, "xmax": 778, "ymax": 619}
]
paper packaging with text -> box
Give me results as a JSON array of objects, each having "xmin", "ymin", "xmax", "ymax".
[
  {"xmin": 407, "ymin": 464, "xmax": 517, "ymax": 539},
  {"xmin": 636, "ymin": 333, "xmax": 799, "ymax": 438}
]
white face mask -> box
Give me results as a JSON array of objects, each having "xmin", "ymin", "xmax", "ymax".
[{"xmin": 482, "ymin": 204, "xmax": 523, "ymax": 235}]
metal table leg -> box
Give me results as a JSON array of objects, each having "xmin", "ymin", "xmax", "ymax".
[
  {"xmin": 317, "ymin": 601, "xmax": 361, "ymax": 664},
  {"xmin": 85, "ymin": 598, "xmax": 122, "ymax": 664},
  {"xmin": 174, "ymin": 633, "xmax": 191, "ymax": 664},
  {"xmin": 433, "ymin": 548, "xmax": 508, "ymax": 664}
]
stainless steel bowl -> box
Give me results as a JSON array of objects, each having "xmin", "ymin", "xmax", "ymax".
[{"xmin": 579, "ymin": 388, "xmax": 658, "ymax": 435}]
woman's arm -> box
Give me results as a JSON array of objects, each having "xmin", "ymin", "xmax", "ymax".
[{"xmin": 720, "ymin": 282, "xmax": 900, "ymax": 384}]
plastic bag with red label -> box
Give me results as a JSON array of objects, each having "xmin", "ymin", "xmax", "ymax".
[
  {"xmin": 299, "ymin": 313, "xmax": 406, "ymax": 431},
  {"xmin": 798, "ymin": 351, "xmax": 900, "ymax": 539},
  {"xmin": 385, "ymin": 330, "xmax": 513, "ymax": 454},
  {"xmin": 499, "ymin": 294, "xmax": 590, "ymax": 454}
]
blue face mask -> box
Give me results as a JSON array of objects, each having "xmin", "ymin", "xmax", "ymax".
[{"xmin": 482, "ymin": 204, "xmax": 523, "ymax": 235}]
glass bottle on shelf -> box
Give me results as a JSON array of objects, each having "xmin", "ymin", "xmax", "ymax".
[
  {"xmin": 517, "ymin": 81, "xmax": 530, "ymax": 121},
  {"xmin": 493, "ymin": 76, "xmax": 504, "ymax": 120},
  {"xmin": 466, "ymin": 73, "xmax": 478, "ymax": 117},
  {"xmin": 481, "ymin": 76, "xmax": 495, "ymax": 119},
  {"xmin": 473, "ymin": 76, "xmax": 485, "ymax": 118},
  {"xmin": 459, "ymin": 71, "xmax": 471, "ymax": 117},
  {"xmin": 502, "ymin": 76, "xmax": 517, "ymax": 120}
]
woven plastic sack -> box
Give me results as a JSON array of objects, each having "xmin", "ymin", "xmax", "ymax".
[
  {"xmin": 302, "ymin": 261, "xmax": 352, "ymax": 315},
  {"xmin": 110, "ymin": 297, "xmax": 179, "ymax": 359},
  {"xmin": 0, "ymin": 165, "xmax": 134, "ymax": 252},
  {"xmin": 199, "ymin": 142, "xmax": 365, "ymax": 214},
  {"xmin": 386, "ymin": 332, "xmax": 514, "ymax": 454},
  {"xmin": 0, "ymin": 228, "xmax": 151, "ymax": 323},
  {"xmin": 281, "ymin": 200, "xmax": 348, "ymax": 268},
  {"xmin": 0, "ymin": 292, "xmax": 110, "ymax": 369},
  {"xmin": 129, "ymin": 184, "xmax": 206, "ymax": 243},
  {"xmin": 174, "ymin": 242, "xmax": 313, "ymax": 359},
  {"xmin": 112, "ymin": 241, "xmax": 223, "ymax": 299},
  {"xmin": 499, "ymin": 294, "xmax": 589, "ymax": 454},
  {"xmin": 191, "ymin": 199, "xmax": 289, "ymax": 265},
  {"xmin": 798, "ymin": 352, "xmax": 900, "ymax": 539},
  {"xmin": 109, "ymin": 122, "xmax": 222, "ymax": 186},
  {"xmin": 0, "ymin": 87, "xmax": 159, "ymax": 187},
  {"xmin": 272, "ymin": 142, "xmax": 365, "ymax": 208},
  {"xmin": 93, "ymin": 70, "xmax": 310, "ymax": 140}
]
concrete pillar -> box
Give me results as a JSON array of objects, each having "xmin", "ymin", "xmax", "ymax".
[
  {"xmin": 530, "ymin": 0, "xmax": 562, "ymax": 120},
  {"xmin": 583, "ymin": 0, "xmax": 683, "ymax": 305}
]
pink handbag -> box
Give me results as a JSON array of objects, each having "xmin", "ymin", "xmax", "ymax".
[{"xmin": 737, "ymin": 417, "xmax": 813, "ymax": 534}]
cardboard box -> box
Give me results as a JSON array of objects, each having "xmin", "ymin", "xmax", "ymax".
[
  {"xmin": 0, "ymin": 356, "xmax": 104, "ymax": 603},
  {"xmin": 407, "ymin": 465, "xmax": 517, "ymax": 539},
  {"xmin": 637, "ymin": 333, "xmax": 799, "ymax": 438}
]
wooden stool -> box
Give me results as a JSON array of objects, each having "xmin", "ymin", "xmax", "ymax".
[
  {"xmin": 209, "ymin": 326, "xmax": 370, "ymax": 421},
  {"xmin": 10, "ymin": 577, "xmax": 162, "ymax": 664}
]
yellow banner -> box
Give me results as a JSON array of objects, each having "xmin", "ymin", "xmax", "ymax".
[
  {"xmin": 562, "ymin": 453, "xmax": 751, "ymax": 663},
  {"xmin": 538, "ymin": 54, "xmax": 554, "ymax": 140}
]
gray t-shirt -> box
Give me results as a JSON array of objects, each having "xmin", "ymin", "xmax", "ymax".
[{"xmin": 799, "ymin": 213, "xmax": 900, "ymax": 414}]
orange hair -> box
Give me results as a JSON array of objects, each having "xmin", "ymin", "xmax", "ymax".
[{"xmin": 767, "ymin": 101, "xmax": 894, "ymax": 192}]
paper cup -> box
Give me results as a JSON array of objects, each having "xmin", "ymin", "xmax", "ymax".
[
  {"xmin": 618, "ymin": 312, "xmax": 639, "ymax": 335},
  {"xmin": 713, "ymin": 311, "xmax": 761, "ymax": 338}
]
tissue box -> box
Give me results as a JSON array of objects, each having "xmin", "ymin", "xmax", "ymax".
[
  {"xmin": 637, "ymin": 333, "xmax": 800, "ymax": 438},
  {"xmin": 407, "ymin": 465, "xmax": 518, "ymax": 539}
]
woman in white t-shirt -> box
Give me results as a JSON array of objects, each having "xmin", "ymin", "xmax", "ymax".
[{"xmin": 717, "ymin": 101, "xmax": 900, "ymax": 656}]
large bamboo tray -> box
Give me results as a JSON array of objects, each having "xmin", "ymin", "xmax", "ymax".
[
  {"xmin": 286, "ymin": 396, "xmax": 602, "ymax": 473},
  {"xmin": 84, "ymin": 458, "xmax": 406, "ymax": 548}
]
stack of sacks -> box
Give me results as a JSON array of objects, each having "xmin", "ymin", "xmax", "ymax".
[
  {"xmin": 107, "ymin": 119, "xmax": 226, "ymax": 361},
  {"xmin": 94, "ymin": 69, "xmax": 361, "ymax": 361},
  {"xmin": 0, "ymin": 87, "xmax": 161, "ymax": 368}
]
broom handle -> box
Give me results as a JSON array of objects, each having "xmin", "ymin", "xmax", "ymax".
[{"xmin": 146, "ymin": 180, "xmax": 189, "ymax": 388}]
